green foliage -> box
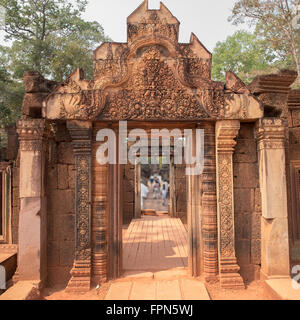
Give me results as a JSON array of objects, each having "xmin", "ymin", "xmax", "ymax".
[
  {"xmin": 0, "ymin": 0, "xmax": 110, "ymax": 81},
  {"xmin": 229, "ymin": 0, "xmax": 300, "ymax": 82},
  {"xmin": 212, "ymin": 30, "xmax": 276, "ymax": 83},
  {"xmin": 0, "ymin": 48, "xmax": 24, "ymax": 127},
  {"xmin": 0, "ymin": 0, "xmax": 111, "ymax": 126}
]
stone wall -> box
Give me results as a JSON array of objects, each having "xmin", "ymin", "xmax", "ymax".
[
  {"xmin": 174, "ymin": 164, "xmax": 187, "ymax": 225},
  {"xmin": 288, "ymin": 90, "xmax": 300, "ymax": 162},
  {"xmin": 288, "ymin": 89, "xmax": 300, "ymax": 263},
  {"xmin": 46, "ymin": 123, "xmax": 75, "ymax": 287},
  {"xmin": 233, "ymin": 123, "xmax": 261, "ymax": 282},
  {"xmin": 123, "ymin": 164, "xmax": 135, "ymax": 225},
  {"xmin": 11, "ymin": 162, "xmax": 20, "ymax": 244}
]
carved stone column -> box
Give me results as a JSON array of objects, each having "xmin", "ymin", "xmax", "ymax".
[
  {"xmin": 17, "ymin": 119, "xmax": 48, "ymax": 285},
  {"xmin": 201, "ymin": 123, "xmax": 218, "ymax": 282},
  {"xmin": 256, "ymin": 118, "xmax": 290, "ymax": 278},
  {"xmin": 216, "ymin": 120, "xmax": 244, "ymax": 289},
  {"xmin": 66, "ymin": 121, "xmax": 92, "ymax": 293}
]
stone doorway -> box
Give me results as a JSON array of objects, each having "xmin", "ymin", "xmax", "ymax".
[
  {"xmin": 119, "ymin": 123, "xmax": 188, "ymax": 277},
  {"xmin": 141, "ymin": 163, "xmax": 170, "ymax": 214}
]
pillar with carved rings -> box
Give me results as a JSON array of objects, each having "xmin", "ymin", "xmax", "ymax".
[
  {"xmin": 66, "ymin": 121, "xmax": 92, "ymax": 293},
  {"xmin": 200, "ymin": 123, "xmax": 218, "ymax": 282},
  {"xmin": 216, "ymin": 120, "xmax": 244, "ymax": 289}
]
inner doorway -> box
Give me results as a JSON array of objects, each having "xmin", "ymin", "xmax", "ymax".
[
  {"xmin": 121, "ymin": 128, "xmax": 188, "ymax": 275},
  {"xmin": 141, "ymin": 162, "xmax": 170, "ymax": 215}
]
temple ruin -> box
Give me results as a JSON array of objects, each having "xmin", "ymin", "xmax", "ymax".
[{"xmin": 0, "ymin": 1, "xmax": 300, "ymax": 298}]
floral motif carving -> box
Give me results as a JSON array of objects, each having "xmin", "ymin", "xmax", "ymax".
[{"xmin": 216, "ymin": 120, "xmax": 244, "ymax": 289}]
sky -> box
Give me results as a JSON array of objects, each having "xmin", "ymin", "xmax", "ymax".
[
  {"xmin": 0, "ymin": 0, "xmax": 249, "ymax": 52},
  {"xmin": 81, "ymin": 0, "xmax": 246, "ymax": 52}
]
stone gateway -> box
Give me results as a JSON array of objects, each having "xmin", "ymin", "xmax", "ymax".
[{"xmin": 0, "ymin": 0, "xmax": 299, "ymax": 297}]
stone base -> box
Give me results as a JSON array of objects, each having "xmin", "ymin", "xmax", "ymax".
[
  {"xmin": 219, "ymin": 257, "xmax": 245, "ymax": 289},
  {"xmin": 65, "ymin": 260, "xmax": 91, "ymax": 293},
  {"xmin": 220, "ymin": 273, "xmax": 245, "ymax": 289}
]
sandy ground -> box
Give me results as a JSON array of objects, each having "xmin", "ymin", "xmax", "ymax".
[
  {"xmin": 42, "ymin": 280, "xmax": 274, "ymax": 300},
  {"xmin": 206, "ymin": 280, "xmax": 274, "ymax": 300}
]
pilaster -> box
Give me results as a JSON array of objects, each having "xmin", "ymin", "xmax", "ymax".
[
  {"xmin": 256, "ymin": 118, "xmax": 290, "ymax": 278},
  {"xmin": 216, "ymin": 120, "xmax": 244, "ymax": 289},
  {"xmin": 66, "ymin": 120, "xmax": 92, "ymax": 293},
  {"xmin": 17, "ymin": 119, "xmax": 48, "ymax": 285}
]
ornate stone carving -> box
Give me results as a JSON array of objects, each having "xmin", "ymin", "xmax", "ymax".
[
  {"xmin": 17, "ymin": 119, "xmax": 48, "ymax": 151},
  {"xmin": 216, "ymin": 120, "xmax": 244, "ymax": 289},
  {"xmin": 66, "ymin": 121, "xmax": 92, "ymax": 293},
  {"xmin": 256, "ymin": 118, "xmax": 287, "ymax": 150},
  {"xmin": 42, "ymin": 1, "xmax": 263, "ymax": 122}
]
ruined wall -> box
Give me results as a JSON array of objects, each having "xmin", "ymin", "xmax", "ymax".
[
  {"xmin": 233, "ymin": 123, "xmax": 261, "ymax": 282},
  {"xmin": 123, "ymin": 164, "xmax": 135, "ymax": 225},
  {"xmin": 46, "ymin": 123, "xmax": 75, "ymax": 286},
  {"xmin": 11, "ymin": 163, "xmax": 20, "ymax": 244},
  {"xmin": 174, "ymin": 164, "xmax": 187, "ymax": 225},
  {"xmin": 288, "ymin": 89, "xmax": 300, "ymax": 263},
  {"xmin": 288, "ymin": 90, "xmax": 300, "ymax": 162},
  {"xmin": 6, "ymin": 125, "xmax": 20, "ymax": 245}
]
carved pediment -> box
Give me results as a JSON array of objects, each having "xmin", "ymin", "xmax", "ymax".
[{"xmin": 43, "ymin": 0, "xmax": 263, "ymax": 122}]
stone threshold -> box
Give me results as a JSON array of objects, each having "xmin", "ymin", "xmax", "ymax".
[
  {"xmin": 0, "ymin": 281, "xmax": 41, "ymax": 300},
  {"xmin": 264, "ymin": 278, "xmax": 300, "ymax": 300}
]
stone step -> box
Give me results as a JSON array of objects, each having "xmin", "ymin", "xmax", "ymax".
[
  {"xmin": 105, "ymin": 277, "xmax": 211, "ymax": 300},
  {"xmin": 264, "ymin": 278, "xmax": 300, "ymax": 300}
]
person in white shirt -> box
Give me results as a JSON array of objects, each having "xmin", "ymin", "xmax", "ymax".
[{"xmin": 141, "ymin": 182, "xmax": 149, "ymax": 209}]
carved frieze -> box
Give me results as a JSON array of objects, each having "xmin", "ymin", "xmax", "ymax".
[
  {"xmin": 42, "ymin": 2, "xmax": 263, "ymax": 122},
  {"xmin": 256, "ymin": 118, "xmax": 287, "ymax": 150}
]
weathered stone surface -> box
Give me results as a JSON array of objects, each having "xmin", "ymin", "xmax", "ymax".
[
  {"xmin": 47, "ymin": 241, "xmax": 60, "ymax": 267},
  {"xmin": 57, "ymin": 164, "xmax": 68, "ymax": 190},
  {"xmin": 254, "ymin": 188, "xmax": 262, "ymax": 212},
  {"xmin": 12, "ymin": 167, "xmax": 19, "ymax": 188},
  {"xmin": 234, "ymin": 188, "xmax": 254, "ymax": 213},
  {"xmin": 239, "ymin": 264, "xmax": 261, "ymax": 282},
  {"xmin": 224, "ymin": 93, "xmax": 263, "ymax": 120},
  {"xmin": 60, "ymin": 241, "xmax": 75, "ymax": 266},
  {"xmin": 235, "ymin": 239, "xmax": 251, "ymax": 265},
  {"xmin": 233, "ymin": 163, "xmax": 259, "ymax": 188},
  {"xmin": 24, "ymin": 71, "xmax": 56, "ymax": 93},
  {"xmin": 251, "ymin": 239, "xmax": 261, "ymax": 265},
  {"xmin": 261, "ymin": 217, "xmax": 290, "ymax": 276},
  {"xmin": 68, "ymin": 165, "xmax": 75, "ymax": 189},
  {"xmin": 251, "ymin": 213, "xmax": 261, "ymax": 240},
  {"xmin": 292, "ymin": 110, "xmax": 300, "ymax": 127},
  {"xmin": 48, "ymin": 189, "xmax": 75, "ymax": 215},
  {"xmin": 61, "ymin": 214, "xmax": 75, "ymax": 241},
  {"xmin": 47, "ymin": 267, "xmax": 72, "ymax": 286},
  {"xmin": 22, "ymin": 91, "xmax": 49, "ymax": 118},
  {"xmin": 47, "ymin": 166, "xmax": 57, "ymax": 190},
  {"xmin": 57, "ymin": 142, "xmax": 75, "ymax": 165},
  {"xmin": 42, "ymin": 2, "xmax": 263, "ymax": 123},
  {"xmin": 235, "ymin": 213, "xmax": 251, "ymax": 240},
  {"xmin": 225, "ymin": 70, "xmax": 250, "ymax": 94},
  {"xmin": 233, "ymin": 139, "xmax": 257, "ymax": 163},
  {"xmin": 238, "ymin": 123, "xmax": 255, "ymax": 139}
]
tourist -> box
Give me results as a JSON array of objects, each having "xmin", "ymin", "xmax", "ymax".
[
  {"xmin": 141, "ymin": 182, "xmax": 149, "ymax": 210},
  {"xmin": 153, "ymin": 179, "xmax": 161, "ymax": 199},
  {"xmin": 162, "ymin": 183, "xmax": 168, "ymax": 206}
]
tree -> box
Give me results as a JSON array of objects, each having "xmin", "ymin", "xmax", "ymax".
[
  {"xmin": 229, "ymin": 0, "xmax": 300, "ymax": 83},
  {"xmin": 0, "ymin": 0, "xmax": 110, "ymax": 127},
  {"xmin": 212, "ymin": 30, "xmax": 276, "ymax": 83},
  {"xmin": 0, "ymin": 46, "xmax": 24, "ymax": 127},
  {"xmin": 0, "ymin": 0, "xmax": 110, "ymax": 81}
]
